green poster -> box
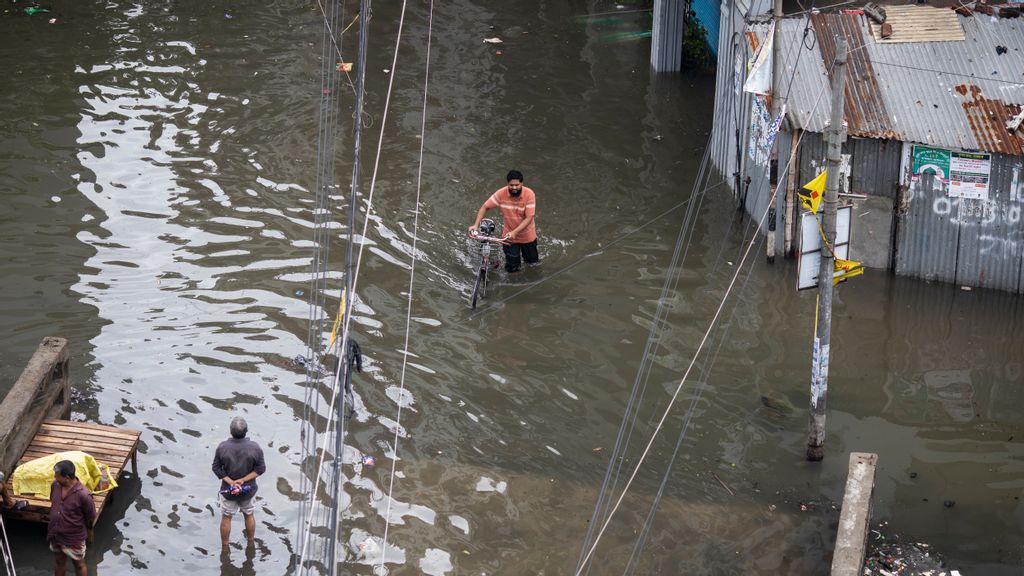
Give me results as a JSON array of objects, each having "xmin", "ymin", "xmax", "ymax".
[{"xmin": 912, "ymin": 145, "xmax": 950, "ymax": 179}]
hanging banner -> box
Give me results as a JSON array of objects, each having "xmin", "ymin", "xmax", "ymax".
[
  {"xmin": 748, "ymin": 96, "xmax": 772, "ymax": 167},
  {"xmin": 765, "ymin": 103, "xmax": 787, "ymax": 150},
  {"xmin": 949, "ymin": 151, "xmax": 991, "ymax": 200},
  {"xmin": 743, "ymin": 23, "xmax": 774, "ymax": 96}
]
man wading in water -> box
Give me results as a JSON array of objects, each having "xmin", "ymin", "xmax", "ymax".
[
  {"xmin": 469, "ymin": 169, "xmax": 539, "ymax": 273},
  {"xmin": 212, "ymin": 417, "xmax": 266, "ymax": 549}
]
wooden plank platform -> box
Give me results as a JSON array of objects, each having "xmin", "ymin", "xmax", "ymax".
[{"xmin": 4, "ymin": 419, "xmax": 140, "ymax": 524}]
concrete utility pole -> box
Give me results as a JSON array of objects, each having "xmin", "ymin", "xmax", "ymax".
[
  {"xmin": 806, "ymin": 36, "xmax": 848, "ymax": 462},
  {"xmin": 766, "ymin": 0, "xmax": 783, "ymax": 264}
]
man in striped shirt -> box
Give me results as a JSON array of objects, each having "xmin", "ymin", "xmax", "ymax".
[{"xmin": 469, "ymin": 170, "xmax": 539, "ymax": 273}]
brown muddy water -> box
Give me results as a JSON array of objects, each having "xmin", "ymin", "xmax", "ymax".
[{"xmin": 1, "ymin": 1, "xmax": 1022, "ymax": 574}]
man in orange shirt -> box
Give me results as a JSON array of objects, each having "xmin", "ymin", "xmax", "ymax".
[{"xmin": 468, "ymin": 170, "xmax": 539, "ymax": 273}]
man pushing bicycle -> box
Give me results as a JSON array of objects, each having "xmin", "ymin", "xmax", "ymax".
[{"xmin": 468, "ymin": 169, "xmax": 539, "ymax": 273}]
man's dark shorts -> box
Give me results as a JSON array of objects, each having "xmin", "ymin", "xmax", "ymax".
[{"xmin": 503, "ymin": 240, "xmax": 539, "ymax": 273}]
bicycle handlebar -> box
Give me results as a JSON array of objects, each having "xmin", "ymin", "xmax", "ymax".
[{"xmin": 468, "ymin": 232, "xmax": 510, "ymax": 244}]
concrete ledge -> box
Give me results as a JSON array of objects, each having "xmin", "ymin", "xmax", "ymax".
[
  {"xmin": 0, "ymin": 337, "xmax": 70, "ymax": 477},
  {"xmin": 831, "ymin": 452, "xmax": 878, "ymax": 576}
]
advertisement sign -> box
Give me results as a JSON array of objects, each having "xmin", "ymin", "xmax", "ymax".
[
  {"xmin": 911, "ymin": 145, "xmax": 990, "ymax": 200},
  {"xmin": 949, "ymin": 151, "xmax": 991, "ymax": 200}
]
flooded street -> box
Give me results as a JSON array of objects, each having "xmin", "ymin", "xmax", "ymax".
[{"xmin": 1, "ymin": 1, "xmax": 1023, "ymax": 574}]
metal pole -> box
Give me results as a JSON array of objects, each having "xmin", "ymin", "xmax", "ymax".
[
  {"xmin": 807, "ymin": 36, "xmax": 847, "ymax": 462},
  {"xmin": 327, "ymin": 0, "xmax": 372, "ymax": 571},
  {"xmin": 766, "ymin": 0, "xmax": 783, "ymax": 264}
]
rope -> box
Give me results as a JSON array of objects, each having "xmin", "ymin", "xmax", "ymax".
[
  {"xmin": 575, "ymin": 44, "xmax": 841, "ymax": 573},
  {"xmin": 379, "ymin": 0, "xmax": 433, "ymax": 571}
]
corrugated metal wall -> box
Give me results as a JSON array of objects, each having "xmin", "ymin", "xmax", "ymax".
[
  {"xmin": 691, "ymin": 0, "xmax": 721, "ymax": 56},
  {"xmin": 895, "ymin": 174, "xmax": 960, "ymax": 283},
  {"xmin": 710, "ymin": 0, "xmax": 770, "ymax": 194},
  {"xmin": 952, "ymin": 155, "xmax": 1024, "ymax": 292},
  {"xmin": 652, "ymin": 0, "xmax": 684, "ymax": 71},
  {"xmin": 792, "ymin": 134, "xmax": 900, "ymax": 267},
  {"xmin": 896, "ymin": 153, "xmax": 1024, "ymax": 293},
  {"xmin": 709, "ymin": 0, "xmax": 749, "ymax": 194},
  {"xmin": 796, "ymin": 134, "xmax": 900, "ymax": 199},
  {"xmin": 849, "ymin": 138, "xmax": 901, "ymax": 199},
  {"xmin": 742, "ymin": 93, "xmax": 772, "ymax": 226}
]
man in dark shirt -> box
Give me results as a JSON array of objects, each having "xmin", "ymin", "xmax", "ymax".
[
  {"xmin": 212, "ymin": 417, "xmax": 266, "ymax": 548},
  {"xmin": 47, "ymin": 460, "xmax": 96, "ymax": 576}
]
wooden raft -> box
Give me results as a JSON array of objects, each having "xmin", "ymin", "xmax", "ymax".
[{"xmin": 6, "ymin": 419, "xmax": 140, "ymax": 524}]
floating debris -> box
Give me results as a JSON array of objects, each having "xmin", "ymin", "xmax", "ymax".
[{"xmin": 864, "ymin": 535, "xmax": 961, "ymax": 576}]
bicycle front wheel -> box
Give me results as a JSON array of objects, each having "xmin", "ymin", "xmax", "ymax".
[{"xmin": 471, "ymin": 267, "xmax": 486, "ymax": 309}]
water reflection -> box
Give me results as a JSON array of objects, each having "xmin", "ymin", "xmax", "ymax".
[{"xmin": 0, "ymin": 0, "xmax": 1022, "ymax": 574}]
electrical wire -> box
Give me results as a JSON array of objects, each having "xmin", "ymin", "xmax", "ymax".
[
  {"xmin": 0, "ymin": 513, "xmax": 15, "ymax": 576},
  {"xmin": 378, "ymin": 0, "xmax": 434, "ymax": 571},
  {"xmin": 576, "ymin": 145, "xmax": 714, "ymax": 575},
  {"xmin": 298, "ymin": 0, "xmax": 412, "ymax": 569},
  {"xmin": 297, "ymin": 0, "xmax": 345, "ymax": 568},
  {"xmin": 865, "ymin": 59, "xmax": 1024, "ymax": 86},
  {"xmin": 574, "ymin": 37, "xmax": 844, "ymax": 574}
]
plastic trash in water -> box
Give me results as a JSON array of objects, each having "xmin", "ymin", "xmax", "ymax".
[
  {"xmin": 483, "ymin": 37, "xmax": 503, "ymax": 44},
  {"xmin": 24, "ymin": 6, "xmax": 50, "ymax": 15},
  {"xmin": 361, "ymin": 455, "xmax": 375, "ymax": 467}
]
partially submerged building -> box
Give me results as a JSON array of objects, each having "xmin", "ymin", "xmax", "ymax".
[{"xmin": 710, "ymin": 3, "xmax": 1024, "ymax": 293}]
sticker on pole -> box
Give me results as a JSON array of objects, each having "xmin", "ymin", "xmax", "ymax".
[{"xmin": 797, "ymin": 207, "xmax": 852, "ymax": 291}]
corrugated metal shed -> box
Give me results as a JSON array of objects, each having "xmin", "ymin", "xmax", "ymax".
[
  {"xmin": 709, "ymin": 0, "xmax": 772, "ymax": 193},
  {"xmin": 776, "ymin": 11, "xmax": 1024, "ymax": 156},
  {"xmin": 897, "ymin": 159, "xmax": 1024, "ymax": 293}
]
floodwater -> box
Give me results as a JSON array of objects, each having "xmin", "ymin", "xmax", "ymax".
[{"xmin": 1, "ymin": 1, "xmax": 1022, "ymax": 575}]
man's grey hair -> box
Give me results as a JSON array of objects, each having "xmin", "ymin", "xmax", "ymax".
[{"xmin": 230, "ymin": 417, "xmax": 248, "ymax": 439}]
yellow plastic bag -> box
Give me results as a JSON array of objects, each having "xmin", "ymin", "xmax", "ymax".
[{"xmin": 11, "ymin": 451, "xmax": 118, "ymax": 498}]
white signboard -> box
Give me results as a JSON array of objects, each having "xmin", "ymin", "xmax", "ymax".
[
  {"xmin": 949, "ymin": 151, "xmax": 991, "ymax": 200},
  {"xmin": 797, "ymin": 206, "xmax": 852, "ymax": 290}
]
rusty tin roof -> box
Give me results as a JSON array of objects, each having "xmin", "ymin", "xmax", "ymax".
[{"xmin": 757, "ymin": 10, "xmax": 1024, "ymax": 155}]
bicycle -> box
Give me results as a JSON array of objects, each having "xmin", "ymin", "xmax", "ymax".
[{"xmin": 467, "ymin": 218, "xmax": 509, "ymax": 309}]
